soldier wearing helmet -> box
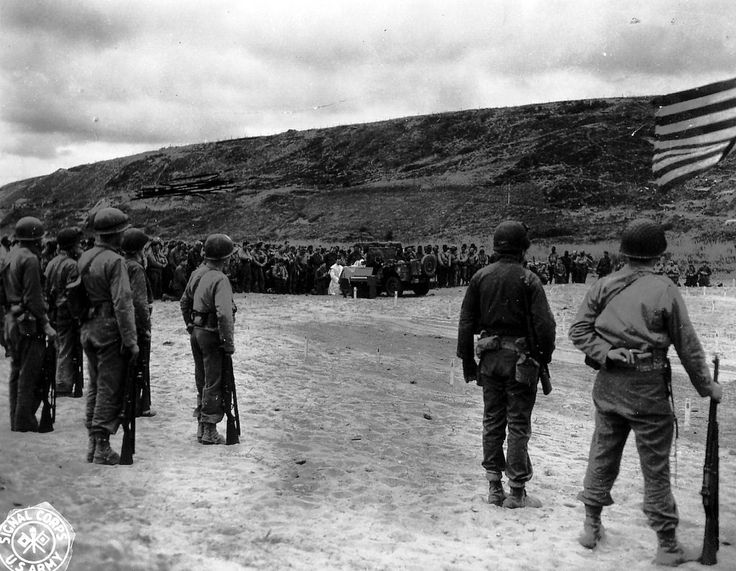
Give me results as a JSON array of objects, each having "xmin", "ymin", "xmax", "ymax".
[
  {"xmin": 180, "ymin": 233, "xmax": 236, "ymax": 445},
  {"xmin": 79, "ymin": 207, "xmax": 138, "ymax": 465},
  {"xmin": 1, "ymin": 216, "xmax": 57, "ymax": 431},
  {"xmin": 569, "ymin": 218, "xmax": 722, "ymax": 564},
  {"xmin": 121, "ymin": 228, "xmax": 155, "ymax": 418},
  {"xmin": 44, "ymin": 227, "xmax": 84, "ymax": 397},
  {"xmin": 457, "ymin": 220, "xmax": 556, "ymax": 509}
]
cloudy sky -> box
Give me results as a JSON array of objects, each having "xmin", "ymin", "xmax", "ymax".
[{"xmin": 1, "ymin": 0, "xmax": 734, "ymax": 186}]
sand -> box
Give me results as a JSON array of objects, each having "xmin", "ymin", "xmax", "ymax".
[{"xmin": 1, "ymin": 284, "xmax": 734, "ymax": 570}]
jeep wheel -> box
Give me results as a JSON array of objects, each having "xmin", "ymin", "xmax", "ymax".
[
  {"xmin": 412, "ymin": 282, "xmax": 430, "ymax": 296},
  {"xmin": 384, "ymin": 276, "xmax": 403, "ymax": 297},
  {"xmin": 420, "ymin": 254, "xmax": 437, "ymax": 277}
]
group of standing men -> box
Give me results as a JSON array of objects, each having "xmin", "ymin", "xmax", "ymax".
[
  {"xmin": 3, "ymin": 207, "xmax": 237, "ymax": 464},
  {"xmin": 458, "ymin": 218, "xmax": 722, "ymax": 566}
]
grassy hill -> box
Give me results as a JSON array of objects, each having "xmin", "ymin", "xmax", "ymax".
[{"xmin": 2, "ymin": 96, "xmax": 736, "ymax": 245}]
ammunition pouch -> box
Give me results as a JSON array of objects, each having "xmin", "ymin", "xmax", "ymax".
[
  {"xmin": 16, "ymin": 309, "xmax": 39, "ymax": 337},
  {"xmin": 515, "ymin": 353, "xmax": 540, "ymax": 386},
  {"xmin": 476, "ymin": 332, "xmax": 525, "ymax": 358},
  {"xmin": 191, "ymin": 310, "xmax": 218, "ymax": 329}
]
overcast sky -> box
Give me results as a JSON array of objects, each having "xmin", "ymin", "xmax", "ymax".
[{"xmin": 1, "ymin": 0, "xmax": 734, "ymax": 186}]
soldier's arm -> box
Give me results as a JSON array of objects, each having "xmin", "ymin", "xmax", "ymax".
[
  {"xmin": 22, "ymin": 256, "xmax": 49, "ymax": 327},
  {"xmin": 129, "ymin": 264, "xmax": 151, "ymax": 337},
  {"xmin": 568, "ymin": 284, "xmax": 611, "ymax": 366},
  {"xmin": 529, "ymin": 278, "xmax": 556, "ymax": 363},
  {"xmin": 214, "ymin": 274, "xmax": 235, "ymax": 354},
  {"xmin": 667, "ymin": 287, "xmax": 715, "ymax": 397},
  {"xmin": 109, "ymin": 257, "xmax": 138, "ymax": 348},
  {"xmin": 456, "ymin": 276, "xmax": 479, "ymax": 362}
]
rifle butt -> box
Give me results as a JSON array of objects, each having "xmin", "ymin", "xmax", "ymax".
[
  {"xmin": 119, "ymin": 433, "xmax": 134, "ymax": 465},
  {"xmin": 226, "ymin": 417, "xmax": 239, "ymax": 445},
  {"xmin": 540, "ymin": 365, "xmax": 553, "ymax": 395},
  {"xmin": 39, "ymin": 404, "xmax": 54, "ymax": 433}
]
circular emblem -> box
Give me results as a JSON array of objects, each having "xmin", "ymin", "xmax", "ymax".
[{"xmin": 0, "ymin": 502, "xmax": 75, "ymax": 571}]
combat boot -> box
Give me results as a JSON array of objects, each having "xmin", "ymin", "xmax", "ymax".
[
  {"xmin": 201, "ymin": 422, "xmax": 225, "ymax": 445},
  {"xmin": 93, "ymin": 433, "xmax": 120, "ymax": 465},
  {"xmin": 654, "ymin": 529, "xmax": 697, "ymax": 566},
  {"xmin": 487, "ymin": 480, "xmax": 507, "ymax": 507},
  {"xmin": 197, "ymin": 421, "xmax": 204, "ymax": 443},
  {"xmin": 578, "ymin": 505, "xmax": 604, "ymax": 549},
  {"xmin": 86, "ymin": 433, "xmax": 97, "ymax": 463},
  {"xmin": 502, "ymin": 486, "xmax": 542, "ymax": 509}
]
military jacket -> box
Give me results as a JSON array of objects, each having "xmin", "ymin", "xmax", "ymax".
[
  {"xmin": 78, "ymin": 244, "xmax": 137, "ymax": 348},
  {"xmin": 180, "ymin": 265, "xmax": 235, "ymax": 353},
  {"xmin": 124, "ymin": 256, "xmax": 152, "ymax": 337},
  {"xmin": 569, "ymin": 265, "xmax": 713, "ymax": 396},
  {"xmin": 44, "ymin": 252, "xmax": 79, "ymax": 309},
  {"xmin": 2, "ymin": 245, "xmax": 49, "ymax": 326}
]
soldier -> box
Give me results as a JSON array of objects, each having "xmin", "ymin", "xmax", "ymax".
[
  {"xmin": 180, "ymin": 234, "xmax": 236, "ymax": 445},
  {"xmin": 569, "ymin": 218, "xmax": 722, "ymax": 565},
  {"xmin": 44, "ymin": 227, "xmax": 84, "ymax": 397},
  {"xmin": 547, "ymin": 246, "xmax": 558, "ymax": 284},
  {"xmin": 457, "ymin": 221, "xmax": 556, "ymax": 508},
  {"xmin": 121, "ymin": 228, "xmax": 156, "ymax": 418},
  {"xmin": 1, "ymin": 217, "xmax": 57, "ymax": 431},
  {"xmin": 146, "ymin": 238, "xmax": 167, "ymax": 300},
  {"xmin": 697, "ymin": 261, "xmax": 712, "ymax": 287},
  {"xmin": 595, "ymin": 251, "xmax": 613, "ymax": 278},
  {"xmin": 80, "ymin": 207, "xmax": 139, "ymax": 465},
  {"xmin": 665, "ymin": 259, "xmax": 681, "ymax": 286}
]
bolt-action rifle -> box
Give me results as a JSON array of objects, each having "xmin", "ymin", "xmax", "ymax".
[
  {"xmin": 119, "ymin": 355, "xmax": 142, "ymax": 465},
  {"xmin": 222, "ymin": 353, "xmax": 240, "ymax": 445},
  {"xmin": 700, "ymin": 355, "xmax": 720, "ymax": 565},
  {"xmin": 71, "ymin": 334, "xmax": 84, "ymax": 398},
  {"xmin": 39, "ymin": 337, "xmax": 57, "ymax": 433}
]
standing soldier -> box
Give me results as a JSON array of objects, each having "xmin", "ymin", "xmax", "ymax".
[
  {"xmin": 457, "ymin": 221, "xmax": 556, "ymax": 508},
  {"xmin": 569, "ymin": 218, "xmax": 722, "ymax": 565},
  {"xmin": 180, "ymin": 234, "xmax": 236, "ymax": 445},
  {"xmin": 80, "ymin": 207, "xmax": 138, "ymax": 465},
  {"xmin": 44, "ymin": 227, "xmax": 84, "ymax": 397},
  {"xmin": 595, "ymin": 251, "xmax": 613, "ymax": 278},
  {"xmin": 1, "ymin": 217, "xmax": 57, "ymax": 431},
  {"xmin": 122, "ymin": 228, "xmax": 156, "ymax": 418}
]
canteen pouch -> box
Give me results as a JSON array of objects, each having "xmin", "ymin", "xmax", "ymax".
[
  {"xmin": 16, "ymin": 310, "xmax": 38, "ymax": 337},
  {"xmin": 515, "ymin": 353, "xmax": 539, "ymax": 386},
  {"xmin": 475, "ymin": 334, "xmax": 500, "ymax": 358}
]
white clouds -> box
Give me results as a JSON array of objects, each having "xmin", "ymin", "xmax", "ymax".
[{"xmin": 1, "ymin": 0, "xmax": 735, "ymax": 185}]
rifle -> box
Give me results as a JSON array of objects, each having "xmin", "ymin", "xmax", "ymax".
[
  {"xmin": 71, "ymin": 334, "xmax": 84, "ymax": 398},
  {"xmin": 222, "ymin": 353, "xmax": 241, "ymax": 445},
  {"xmin": 39, "ymin": 337, "xmax": 57, "ymax": 433},
  {"xmin": 521, "ymin": 277, "xmax": 553, "ymax": 395},
  {"xmin": 119, "ymin": 355, "xmax": 142, "ymax": 465},
  {"xmin": 700, "ymin": 355, "xmax": 720, "ymax": 565}
]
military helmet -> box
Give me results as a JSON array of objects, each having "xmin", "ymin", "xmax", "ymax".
[
  {"xmin": 57, "ymin": 226, "xmax": 83, "ymax": 249},
  {"xmin": 14, "ymin": 216, "xmax": 45, "ymax": 241},
  {"xmin": 619, "ymin": 218, "xmax": 667, "ymax": 259},
  {"xmin": 204, "ymin": 233, "xmax": 234, "ymax": 260},
  {"xmin": 121, "ymin": 228, "xmax": 150, "ymax": 253},
  {"xmin": 493, "ymin": 220, "xmax": 530, "ymax": 254},
  {"xmin": 92, "ymin": 207, "xmax": 130, "ymax": 235}
]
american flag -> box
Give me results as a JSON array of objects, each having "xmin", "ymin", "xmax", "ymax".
[{"xmin": 652, "ymin": 76, "xmax": 736, "ymax": 190}]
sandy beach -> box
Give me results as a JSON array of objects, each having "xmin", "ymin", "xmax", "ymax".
[{"xmin": 1, "ymin": 284, "xmax": 734, "ymax": 570}]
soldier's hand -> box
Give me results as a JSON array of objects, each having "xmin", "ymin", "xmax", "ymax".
[
  {"xmin": 607, "ymin": 347, "xmax": 635, "ymax": 366},
  {"xmin": 122, "ymin": 343, "xmax": 140, "ymax": 364},
  {"xmin": 43, "ymin": 322, "xmax": 57, "ymax": 340},
  {"xmin": 462, "ymin": 358, "xmax": 478, "ymax": 383},
  {"xmin": 186, "ymin": 323, "xmax": 194, "ymax": 334},
  {"xmin": 710, "ymin": 382, "xmax": 723, "ymax": 403},
  {"xmin": 223, "ymin": 346, "xmax": 235, "ymax": 356}
]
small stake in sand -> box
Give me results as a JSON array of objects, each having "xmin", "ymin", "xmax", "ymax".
[
  {"xmin": 304, "ymin": 337, "xmax": 309, "ymax": 361},
  {"xmin": 393, "ymin": 291, "xmax": 398, "ymax": 307},
  {"xmin": 450, "ymin": 358, "xmax": 455, "ymax": 386},
  {"xmin": 353, "ymin": 286, "xmax": 357, "ymax": 299},
  {"xmin": 447, "ymin": 301, "xmax": 451, "ymax": 319},
  {"xmin": 684, "ymin": 398, "xmax": 691, "ymax": 430}
]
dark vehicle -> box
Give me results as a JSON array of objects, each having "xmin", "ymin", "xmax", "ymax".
[{"xmin": 340, "ymin": 242, "xmax": 437, "ymax": 297}]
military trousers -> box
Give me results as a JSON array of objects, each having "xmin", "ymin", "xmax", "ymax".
[
  {"xmin": 579, "ymin": 367, "xmax": 678, "ymax": 532},
  {"xmin": 480, "ymin": 348, "xmax": 538, "ymax": 487},
  {"xmin": 6, "ymin": 316, "xmax": 45, "ymax": 432},
  {"xmin": 54, "ymin": 315, "xmax": 81, "ymax": 394},
  {"xmin": 82, "ymin": 316, "xmax": 126, "ymax": 435},
  {"xmin": 190, "ymin": 327, "xmax": 225, "ymax": 424}
]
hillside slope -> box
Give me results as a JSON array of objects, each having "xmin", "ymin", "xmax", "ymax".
[{"xmin": 2, "ymin": 97, "xmax": 736, "ymax": 243}]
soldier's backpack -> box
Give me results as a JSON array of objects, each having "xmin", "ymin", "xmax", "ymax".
[{"xmin": 65, "ymin": 249, "xmax": 104, "ymax": 323}]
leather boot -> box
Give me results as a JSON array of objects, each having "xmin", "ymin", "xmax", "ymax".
[
  {"xmin": 201, "ymin": 422, "xmax": 225, "ymax": 445},
  {"xmin": 654, "ymin": 529, "xmax": 697, "ymax": 566},
  {"xmin": 86, "ymin": 434, "xmax": 97, "ymax": 463},
  {"xmin": 578, "ymin": 505, "xmax": 604, "ymax": 549},
  {"xmin": 93, "ymin": 433, "xmax": 120, "ymax": 465},
  {"xmin": 487, "ymin": 480, "xmax": 507, "ymax": 506},
  {"xmin": 197, "ymin": 421, "xmax": 204, "ymax": 443},
  {"xmin": 502, "ymin": 486, "xmax": 542, "ymax": 509}
]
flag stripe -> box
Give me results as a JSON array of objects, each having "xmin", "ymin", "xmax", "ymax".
[
  {"xmin": 653, "ymin": 123, "xmax": 736, "ymax": 150},
  {"xmin": 655, "ymin": 87, "xmax": 736, "ymax": 119},
  {"xmin": 653, "ymin": 142, "xmax": 730, "ymax": 172},
  {"xmin": 655, "ymin": 96, "xmax": 736, "ymax": 128},
  {"xmin": 655, "ymin": 153, "xmax": 725, "ymax": 189},
  {"xmin": 653, "ymin": 145, "xmax": 729, "ymax": 177},
  {"xmin": 655, "ymin": 116, "xmax": 736, "ymax": 142},
  {"xmin": 653, "ymin": 77, "xmax": 736, "ymax": 108}
]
